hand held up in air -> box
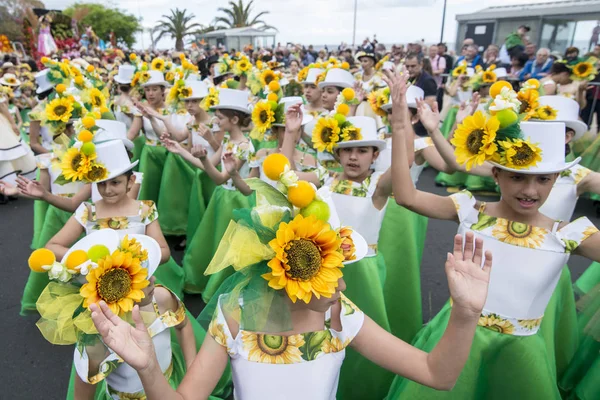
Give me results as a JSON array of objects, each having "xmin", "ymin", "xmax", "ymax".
[
  {"xmin": 0, "ymin": 180, "xmax": 19, "ymax": 196},
  {"xmin": 445, "ymin": 232, "xmax": 492, "ymax": 318},
  {"xmin": 222, "ymin": 152, "xmax": 239, "ymax": 175},
  {"xmin": 416, "ymin": 98, "xmax": 440, "ymax": 133},
  {"xmin": 284, "ymin": 103, "xmax": 303, "ymax": 137},
  {"xmin": 16, "ymin": 176, "xmax": 47, "ymax": 199},
  {"xmin": 90, "ymin": 302, "xmax": 156, "ymax": 373}
]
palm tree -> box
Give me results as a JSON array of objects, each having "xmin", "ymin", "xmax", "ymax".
[
  {"xmin": 153, "ymin": 8, "xmax": 202, "ymax": 51},
  {"xmin": 215, "ymin": 0, "xmax": 277, "ymax": 31}
]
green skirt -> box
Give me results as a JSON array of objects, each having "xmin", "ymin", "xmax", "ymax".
[
  {"xmin": 378, "ymin": 200, "xmax": 427, "ymax": 343},
  {"xmin": 154, "ymin": 257, "xmax": 185, "ymax": 300},
  {"xmin": 538, "ymin": 266, "xmax": 579, "ymax": 380},
  {"xmin": 559, "ymin": 262, "xmax": 600, "ymax": 400},
  {"xmin": 138, "ymin": 145, "xmax": 167, "ymax": 204},
  {"xmin": 440, "ymin": 106, "xmax": 459, "ymax": 139},
  {"xmin": 579, "ymin": 133, "xmax": 600, "ymax": 172},
  {"xmin": 182, "ymin": 186, "xmax": 255, "ymax": 299},
  {"xmin": 64, "ymin": 310, "xmax": 232, "ymax": 399},
  {"xmin": 157, "ymin": 153, "xmax": 196, "ymax": 236},
  {"xmin": 435, "ymin": 172, "xmax": 498, "ymax": 193},
  {"xmin": 21, "ymin": 206, "xmax": 79, "ymax": 316},
  {"xmin": 338, "ymin": 253, "xmax": 395, "ymax": 400},
  {"xmin": 131, "ymin": 135, "xmax": 146, "ymax": 170},
  {"xmin": 31, "ymin": 199, "xmax": 50, "ymax": 249},
  {"xmin": 385, "ymin": 302, "xmax": 562, "ymax": 400},
  {"xmin": 185, "ymin": 169, "xmax": 210, "ymax": 242}
]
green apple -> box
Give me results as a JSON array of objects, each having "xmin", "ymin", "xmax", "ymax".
[
  {"xmin": 81, "ymin": 142, "xmax": 96, "ymax": 156},
  {"xmin": 300, "ymin": 200, "xmax": 330, "ymax": 222},
  {"xmin": 495, "ymin": 108, "xmax": 518, "ymax": 129},
  {"xmin": 87, "ymin": 244, "xmax": 110, "ymax": 262}
]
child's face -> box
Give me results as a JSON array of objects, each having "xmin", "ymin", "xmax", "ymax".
[
  {"xmin": 184, "ymin": 98, "xmax": 202, "ymax": 116},
  {"xmin": 22, "ymin": 88, "xmax": 32, "ymax": 97},
  {"xmin": 215, "ymin": 110, "xmax": 236, "ymax": 131},
  {"xmin": 303, "ymin": 84, "xmax": 321, "ymax": 104},
  {"xmin": 144, "ymin": 85, "xmax": 164, "ymax": 105},
  {"xmin": 338, "ymin": 147, "xmax": 378, "ymax": 179},
  {"xmin": 493, "ymin": 168, "xmax": 557, "ymax": 217},
  {"xmin": 321, "ymin": 87, "xmax": 340, "ymax": 111},
  {"xmin": 97, "ymin": 174, "xmax": 135, "ymax": 203}
]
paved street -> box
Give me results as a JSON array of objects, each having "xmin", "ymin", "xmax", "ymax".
[{"xmin": 1, "ymin": 167, "xmax": 598, "ymax": 397}]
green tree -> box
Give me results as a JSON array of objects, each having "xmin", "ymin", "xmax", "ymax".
[
  {"xmin": 0, "ymin": 0, "xmax": 45, "ymax": 41},
  {"xmin": 215, "ymin": 0, "xmax": 277, "ymax": 31},
  {"xmin": 153, "ymin": 8, "xmax": 202, "ymax": 51},
  {"xmin": 64, "ymin": 3, "xmax": 141, "ymax": 48}
]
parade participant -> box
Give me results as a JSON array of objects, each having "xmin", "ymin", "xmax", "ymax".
[
  {"xmin": 44, "ymin": 139, "xmax": 184, "ymax": 297},
  {"xmin": 386, "ymin": 72, "xmax": 600, "ymax": 400},
  {"xmin": 37, "ymin": 14, "xmax": 58, "ymax": 56},
  {"xmin": 354, "ymin": 51, "xmax": 385, "ymax": 94},
  {"xmin": 28, "ymin": 69, "xmax": 57, "ymax": 154},
  {"xmin": 299, "ymin": 66, "xmax": 325, "ymax": 115},
  {"xmin": 87, "ymin": 158, "xmax": 494, "ymax": 400},
  {"xmin": 541, "ymin": 62, "xmax": 588, "ymax": 107},
  {"xmin": 179, "ymin": 88, "xmax": 256, "ymax": 299}
]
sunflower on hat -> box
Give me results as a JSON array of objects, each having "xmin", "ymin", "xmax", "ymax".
[{"xmin": 568, "ymin": 57, "xmax": 598, "ymax": 81}]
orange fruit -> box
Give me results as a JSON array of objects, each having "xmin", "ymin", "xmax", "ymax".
[
  {"xmin": 55, "ymin": 84, "xmax": 66, "ymax": 94},
  {"xmin": 86, "ymin": 65, "xmax": 95, "ymax": 73},
  {"xmin": 78, "ymin": 130, "xmax": 93, "ymax": 143},
  {"xmin": 337, "ymin": 103, "xmax": 350, "ymax": 116},
  {"xmin": 287, "ymin": 181, "xmax": 316, "ymax": 208},
  {"xmin": 82, "ymin": 116, "xmax": 95, "ymax": 129},
  {"xmin": 268, "ymin": 80, "xmax": 281, "ymax": 92},
  {"xmin": 267, "ymin": 92, "xmax": 279, "ymax": 102},
  {"xmin": 525, "ymin": 79, "xmax": 540, "ymax": 89},
  {"xmin": 489, "ymin": 81, "xmax": 512, "ymax": 98},
  {"xmin": 342, "ymin": 88, "xmax": 355, "ymax": 101},
  {"xmin": 263, "ymin": 153, "xmax": 290, "ymax": 181},
  {"xmin": 28, "ymin": 249, "xmax": 56, "ymax": 273},
  {"xmin": 65, "ymin": 250, "xmax": 88, "ymax": 270}
]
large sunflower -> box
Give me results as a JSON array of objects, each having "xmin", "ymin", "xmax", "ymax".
[
  {"xmin": 85, "ymin": 163, "xmax": 108, "ymax": 182},
  {"xmin": 482, "ymin": 71, "xmax": 497, "ymax": 84},
  {"xmin": 492, "ymin": 219, "xmax": 547, "ymax": 248},
  {"xmin": 451, "ymin": 111, "xmax": 499, "ymax": 170},
  {"xmin": 59, "ymin": 147, "xmax": 94, "ymax": 181},
  {"xmin": 572, "ymin": 61, "xmax": 595, "ymax": 79},
  {"xmin": 80, "ymin": 250, "xmax": 149, "ymax": 315},
  {"xmin": 297, "ymin": 67, "xmax": 309, "ymax": 82},
  {"xmin": 517, "ymin": 89, "xmax": 540, "ymax": 114},
  {"xmin": 262, "ymin": 214, "xmax": 345, "ymax": 303},
  {"xmin": 46, "ymin": 97, "xmax": 74, "ymax": 123},
  {"xmin": 260, "ymin": 69, "xmax": 278, "ymax": 87},
  {"xmin": 341, "ymin": 126, "xmax": 362, "ymax": 142},
  {"xmin": 151, "ymin": 57, "xmax": 166, "ymax": 72},
  {"xmin": 242, "ymin": 331, "xmax": 305, "ymax": 364},
  {"xmin": 312, "ymin": 118, "xmax": 341, "ymax": 153},
  {"xmin": 534, "ymin": 105, "xmax": 557, "ymax": 120},
  {"xmin": 87, "ymin": 88, "xmax": 107, "ymax": 109},
  {"xmin": 478, "ymin": 314, "xmax": 515, "ymax": 334},
  {"xmin": 252, "ymin": 101, "xmax": 275, "ymax": 133},
  {"xmin": 452, "ymin": 65, "xmax": 467, "ymax": 77},
  {"xmin": 498, "ymin": 138, "xmax": 542, "ymax": 170},
  {"xmin": 368, "ymin": 90, "xmax": 388, "ymax": 117}
]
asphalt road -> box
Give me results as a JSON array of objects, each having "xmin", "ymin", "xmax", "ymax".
[{"xmin": 1, "ymin": 167, "xmax": 598, "ymax": 397}]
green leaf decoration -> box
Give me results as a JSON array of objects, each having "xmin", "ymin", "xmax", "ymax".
[
  {"xmin": 560, "ymin": 169, "xmax": 572, "ymax": 178},
  {"xmin": 562, "ymin": 239, "xmax": 579, "ymax": 253},
  {"xmin": 274, "ymin": 103, "xmax": 285, "ymax": 124},
  {"xmin": 300, "ymin": 331, "xmax": 329, "ymax": 361},
  {"xmin": 471, "ymin": 213, "xmax": 497, "ymax": 231},
  {"xmin": 496, "ymin": 122, "xmax": 523, "ymax": 142},
  {"xmin": 245, "ymin": 178, "xmax": 292, "ymax": 209},
  {"xmin": 341, "ymin": 298, "xmax": 356, "ymax": 316},
  {"xmin": 100, "ymin": 111, "xmax": 116, "ymax": 121},
  {"xmin": 53, "ymin": 174, "xmax": 73, "ymax": 186}
]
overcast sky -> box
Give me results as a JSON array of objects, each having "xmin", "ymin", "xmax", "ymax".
[{"xmin": 42, "ymin": 0, "xmax": 587, "ymax": 49}]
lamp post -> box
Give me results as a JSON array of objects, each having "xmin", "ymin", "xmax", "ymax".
[
  {"xmin": 352, "ymin": 0, "xmax": 358, "ymax": 49},
  {"xmin": 440, "ymin": 0, "xmax": 447, "ymax": 43}
]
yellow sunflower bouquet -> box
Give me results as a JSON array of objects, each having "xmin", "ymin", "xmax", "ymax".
[
  {"xmin": 368, "ymin": 87, "xmax": 390, "ymax": 118},
  {"xmin": 200, "ymin": 87, "xmax": 220, "ymax": 111},
  {"xmin": 31, "ymin": 233, "xmax": 156, "ymax": 345},
  {"xmin": 569, "ymin": 57, "xmax": 598, "ymax": 81},
  {"xmin": 312, "ymin": 94, "xmax": 362, "ymax": 153},
  {"xmin": 452, "ymin": 83, "xmax": 543, "ymax": 171},
  {"xmin": 166, "ymin": 79, "xmax": 193, "ymax": 113}
]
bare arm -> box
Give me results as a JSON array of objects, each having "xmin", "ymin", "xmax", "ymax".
[
  {"xmin": 145, "ymin": 219, "xmax": 171, "ymax": 264},
  {"xmin": 45, "ymin": 217, "xmax": 86, "ymax": 260},
  {"xmin": 574, "ymin": 231, "xmax": 600, "ymax": 262},
  {"xmin": 29, "ymin": 120, "xmax": 49, "ymax": 154},
  {"xmin": 353, "ymin": 233, "xmax": 491, "ymax": 390},
  {"xmin": 372, "ymin": 168, "xmax": 392, "ymax": 210},
  {"xmin": 127, "ymin": 116, "xmax": 143, "ymax": 141},
  {"xmin": 577, "ymin": 170, "xmax": 600, "ymax": 197},
  {"xmin": 73, "ymin": 375, "xmax": 96, "ymax": 400}
]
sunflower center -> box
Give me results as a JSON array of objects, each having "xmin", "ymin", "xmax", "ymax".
[
  {"xmin": 97, "ymin": 268, "xmax": 132, "ymax": 302},
  {"xmin": 511, "ymin": 144, "xmax": 535, "ymax": 166},
  {"xmin": 87, "ymin": 165, "xmax": 104, "ymax": 180},
  {"xmin": 71, "ymin": 153, "xmax": 83, "ymax": 169},
  {"xmin": 55, "ymin": 105, "xmax": 67, "ymax": 116},
  {"xmin": 321, "ymin": 128, "xmax": 334, "ymax": 143},
  {"xmin": 507, "ymin": 222, "xmax": 532, "ymax": 238},
  {"xmin": 93, "ymin": 96, "xmax": 101, "ymax": 105},
  {"xmin": 466, "ymin": 129, "xmax": 485, "ymax": 154},
  {"xmin": 257, "ymin": 334, "xmax": 288, "ymax": 356},
  {"xmin": 260, "ymin": 110, "xmax": 269, "ymax": 123},
  {"xmin": 519, "ymin": 100, "xmax": 530, "ymax": 114},
  {"xmin": 286, "ymin": 238, "xmax": 322, "ymax": 281}
]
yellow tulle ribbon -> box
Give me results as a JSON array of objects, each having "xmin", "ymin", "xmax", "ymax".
[
  {"xmin": 204, "ymin": 220, "xmax": 275, "ymax": 276},
  {"xmin": 36, "ymin": 282, "xmax": 97, "ymax": 345},
  {"xmin": 53, "ymin": 132, "xmax": 71, "ymax": 149}
]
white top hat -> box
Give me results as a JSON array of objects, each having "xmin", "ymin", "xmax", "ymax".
[
  {"xmin": 62, "ymin": 229, "xmax": 161, "ymax": 279},
  {"xmin": 141, "ymin": 70, "xmax": 168, "ymax": 87},
  {"xmin": 211, "ymin": 88, "xmax": 250, "ymax": 114},
  {"xmin": 302, "ymin": 68, "xmax": 324, "ymax": 85},
  {"xmin": 335, "ymin": 116, "xmax": 386, "ymax": 151},
  {"xmin": 466, "ymin": 68, "xmax": 475, "ymax": 77},
  {"xmin": 494, "ymin": 67, "xmax": 508, "ymax": 79},
  {"xmin": 35, "ymin": 69, "xmax": 55, "ymax": 94},
  {"xmin": 318, "ymin": 68, "xmax": 354, "ymax": 89},
  {"xmin": 536, "ymin": 95, "xmax": 588, "ymax": 140},
  {"xmin": 490, "ymin": 121, "xmax": 580, "ymax": 174},
  {"xmin": 381, "ymin": 85, "xmax": 424, "ymax": 112},
  {"xmin": 94, "ymin": 140, "xmax": 139, "ymax": 182},
  {"xmin": 0, "ymin": 73, "xmax": 21, "ymax": 87},
  {"xmin": 186, "ymin": 80, "xmax": 209, "ymax": 100},
  {"xmin": 272, "ymin": 97, "xmax": 313, "ymax": 127},
  {"xmin": 94, "ymin": 120, "xmax": 134, "ymax": 150},
  {"xmin": 114, "ymin": 65, "xmax": 136, "ymax": 85}
]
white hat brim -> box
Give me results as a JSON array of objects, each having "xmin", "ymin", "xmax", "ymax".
[
  {"xmin": 336, "ymin": 139, "xmax": 386, "ymax": 151},
  {"xmin": 210, "ymin": 105, "xmax": 251, "ymax": 114},
  {"xmin": 36, "ymin": 84, "xmax": 54, "ymax": 94},
  {"xmin": 318, "ymin": 81, "xmax": 353, "ymax": 89},
  {"xmin": 489, "ymin": 157, "xmax": 580, "ymax": 174},
  {"xmin": 0, "ymin": 79, "xmax": 20, "ymax": 86},
  {"xmin": 114, "ymin": 77, "xmax": 133, "ymax": 85},
  {"xmin": 343, "ymin": 230, "xmax": 368, "ymax": 265},
  {"xmin": 563, "ymin": 120, "xmax": 588, "ymax": 140},
  {"xmin": 96, "ymin": 160, "xmax": 139, "ymax": 183},
  {"xmin": 141, "ymin": 81, "xmax": 168, "ymax": 87},
  {"xmin": 126, "ymin": 233, "xmax": 162, "ymax": 277}
]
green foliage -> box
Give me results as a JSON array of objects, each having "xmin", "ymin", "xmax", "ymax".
[
  {"xmin": 215, "ymin": 0, "xmax": 277, "ymax": 31},
  {"xmin": 64, "ymin": 3, "xmax": 140, "ymax": 48},
  {"xmin": 153, "ymin": 8, "xmax": 201, "ymax": 51},
  {"xmin": 0, "ymin": 0, "xmax": 45, "ymax": 41}
]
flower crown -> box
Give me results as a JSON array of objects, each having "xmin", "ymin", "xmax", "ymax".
[
  {"xmin": 312, "ymin": 88, "xmax": 361, "ymax": 153},
  {"xmin": 470, "ymin": 64, "xmax": 497, "ymax": 90},
  {"xmin": 452, "ymin": 60, "xmax": 468, "ymax": 78},
  {"xmin": 200, "ymin": 87, "xmax": 219, "ymax": 111},
  {"xmin": 166, "ymin": 79, "xmax": 192, "ymax": 113},
  {"xmin": 368, "ymin": 86, "xmax": 390, "ymax": 118},
  {"xmin": 452, "ymin": 83, "xmax": 554, "ymax": 171},
  {"xmin": 29, "ymin": 235, "xmax": 151, "ymax": 345},
  {"xmin": 563, "ymin": 57, "xmax": 598, "ymax": 81}
]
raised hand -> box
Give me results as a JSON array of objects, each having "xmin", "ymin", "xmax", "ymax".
[
  {"xmin": 352, "ymin": 81, "xmax": 367, "ymax": 103},
  {"xmin": 0, "ymin": 180, "xmax": 19, "ymax": 196},
  {"xmin": 222, "ymin": 151, "xmax": 239, "ymax": 175},
  {"xmin": 382, "ymin": 69, "xmax": 410, "ymax": 106},
  {"xmin": 416, "ymin": 98, "xmax": 440, "ymax": 133},
  {"xmin": 133, "ymin": 100, "xmax": 163, "ymax": 120},
  {"xmin": 191, "ymin": 144, "xmax": 207, "ymax": 160},
  {"xmin": 162, "ymin": 137, "xmax": 184, "ymax": 155},
  {"xmin": 90, "ymin": 302, "xmax": 155, "ymax": 372},
  {"xmin": 196, "ymin": 124, "xmax": 212, "ymax": 138},
  {"xmin": 16, "ymin": 176, "xmax": 46, "ymax": 199},
  {"xmin": 445, "ymin": 232, "xmax": 492, "ymax": 317},
  {"xmin": 285, "ymin": 103, "xmax": 303, "ymax": 136}
]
